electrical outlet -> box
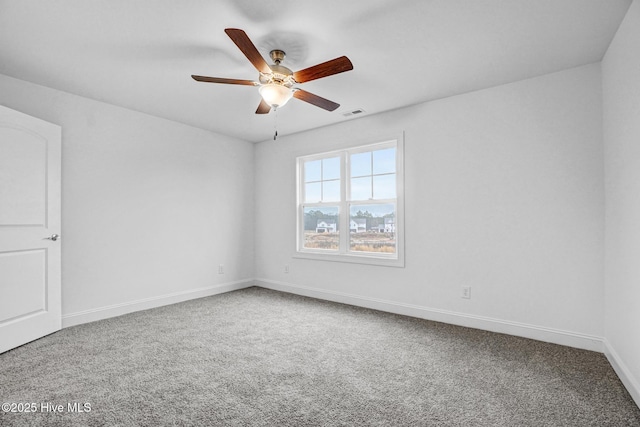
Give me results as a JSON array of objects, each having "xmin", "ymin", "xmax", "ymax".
[
  {"xmin": 462, "ymin": 286, "xmax": 471, "ymax": 299},
  {"xmin": 218, "ymin": 264, "xmax": 224, "ymax": 274},
  {"xmin": 284, "ymin": 264, "xmax": 290, "ymax": 273}
]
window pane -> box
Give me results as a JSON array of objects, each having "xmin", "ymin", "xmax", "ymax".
[
  {"xmin": 350, "ymin": 152, "xmax": 371, "ymax": 177},
  {"xmin": 373, "ymin": 174, "xmax": 396, "ymax": 199},
  {"xmin": 373, "ymin": 148, "xmax": 396, "ymax": 174},
  {"xmin": 350, "ymin": 176, "xmax": 371, "ymax": 200},
  {"xmin": 304, "ymin": 159, "xmax": 321, "ymax": 182},
  {"xmin": 323, "ymin": 157, "xmax": 340, "ymax": 180},
  {"xmin": 323, "ymin": 180, "xmax": 340, "ymax": 202},
  {"xmin": 349, "ymin": 204, "xmax": 396, "ymax": 254},
  {"xmin": 303, "ymin": 206, "xmax": 339, "ymax": 251},
  {"xmin": 305, "ymin": 182, "xmax": 321, "ymax": 203}
]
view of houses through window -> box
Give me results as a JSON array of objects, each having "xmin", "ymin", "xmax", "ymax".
[
  {"xmin": 297, "ymin": 139, "xmax": 402, "ymax": 261},
  {"xmin": 348, "ymin": 204, "xmax": 396, "ymax": 253},
  {"xmin": 303, "ymin": 206, "xmax": 339, "ymax": 250}
]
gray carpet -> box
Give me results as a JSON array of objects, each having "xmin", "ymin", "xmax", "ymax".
[{"xmin": 1, "ymin": 287, "xmax": 639, "ymax": 426}]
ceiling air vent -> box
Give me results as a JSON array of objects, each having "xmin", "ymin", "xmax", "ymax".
[{"xmin": 343, "ymin": 108, "xmax": 366, "ymax": 117}]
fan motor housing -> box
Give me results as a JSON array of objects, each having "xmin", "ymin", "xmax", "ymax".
[{"xmin": 260, "ymin": 51, "xmax": 294, "ymax": 87}]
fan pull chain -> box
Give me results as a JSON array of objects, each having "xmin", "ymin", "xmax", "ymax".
[{"xmin": 273, "ymin": 108, "xmax": 279, "ymax": 140}]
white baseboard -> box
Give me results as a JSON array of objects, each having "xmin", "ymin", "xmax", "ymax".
[
  {"xmin": 62, "ymin": 279, "xmax": 255, "ymax": 328},
  {"xmin": 255, "ymin": 278, "xmax": 604, "ymax": 353},
  {"xmin": 603, "ymin": 339, "xmax": 640, "ymax": 409}
]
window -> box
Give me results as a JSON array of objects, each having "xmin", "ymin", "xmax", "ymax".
[{"xmin": 296, "ymin": 138, "xmax": 404, "ymax": 267}]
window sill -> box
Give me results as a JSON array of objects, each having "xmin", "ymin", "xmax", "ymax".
[{"xmin": 293, "ymin": 250, "xmax": 405, "ymax": 268}]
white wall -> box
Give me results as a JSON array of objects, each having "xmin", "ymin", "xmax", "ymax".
[
  {"xmin": 602, "ymin": 0, "xmax": 640, "ymax": 406},
  {"xmin": 0, "ymin": 74, "xmax": 255, "ymax": 325},
  {"xmin": 255, "ymin": 63, "xmax": 604, "ymax": 351}
]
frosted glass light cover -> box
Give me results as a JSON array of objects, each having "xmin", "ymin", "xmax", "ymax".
[{"xmin": 259, "ymin": 84, "xmax": 293, "ymax": 108}]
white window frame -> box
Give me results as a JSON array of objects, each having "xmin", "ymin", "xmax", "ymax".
[{"xmin": 295, "ymin": 137, "xmax": 405, "ymax": 267}]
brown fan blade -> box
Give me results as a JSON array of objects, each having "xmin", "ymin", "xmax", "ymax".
[
  {"xmin": 256, "ymin": 99, "xmax": 271, "ymax": 114},
  {"xmin": 191, "ymin": 75, "xmax": 258, "ymax": 86},
  {"xmin": 293, "ymin": 56, "xmax": 353, "ymax": 83},
  {"xmin": 293, "ymin": 89, "xmax": 340, "ymax": 111},
  {"xmin": 224, "ymin": 28, "xmax": 271, "ymax": 74}
]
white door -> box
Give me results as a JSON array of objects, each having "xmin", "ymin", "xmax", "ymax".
[{"xmin": 0, "ymin": 105, "xmax": 61, "ymax": 354}]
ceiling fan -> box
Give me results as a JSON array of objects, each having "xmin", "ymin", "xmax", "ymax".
[{"xmin": 192, "ymin": 28, "xmax": 353, "ymax": 114}]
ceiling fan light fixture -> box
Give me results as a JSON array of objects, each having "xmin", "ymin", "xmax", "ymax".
[
  {"xmin": 192, "ymin": 29, "xmax": 352, "ymax": 114},
  {"xmin": 259, "ymin": 83, "xmax": 293, "ymax": 108}
]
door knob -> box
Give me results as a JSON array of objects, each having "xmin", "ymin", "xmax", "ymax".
[{"xmin": 45, "ymin": 234, "xmax": 59, "ymax": 241}]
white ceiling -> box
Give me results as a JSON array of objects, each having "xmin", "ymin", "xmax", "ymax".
[{"xmin": 0, "ymin": 0, "xmax": 632, "ymax": 143}]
